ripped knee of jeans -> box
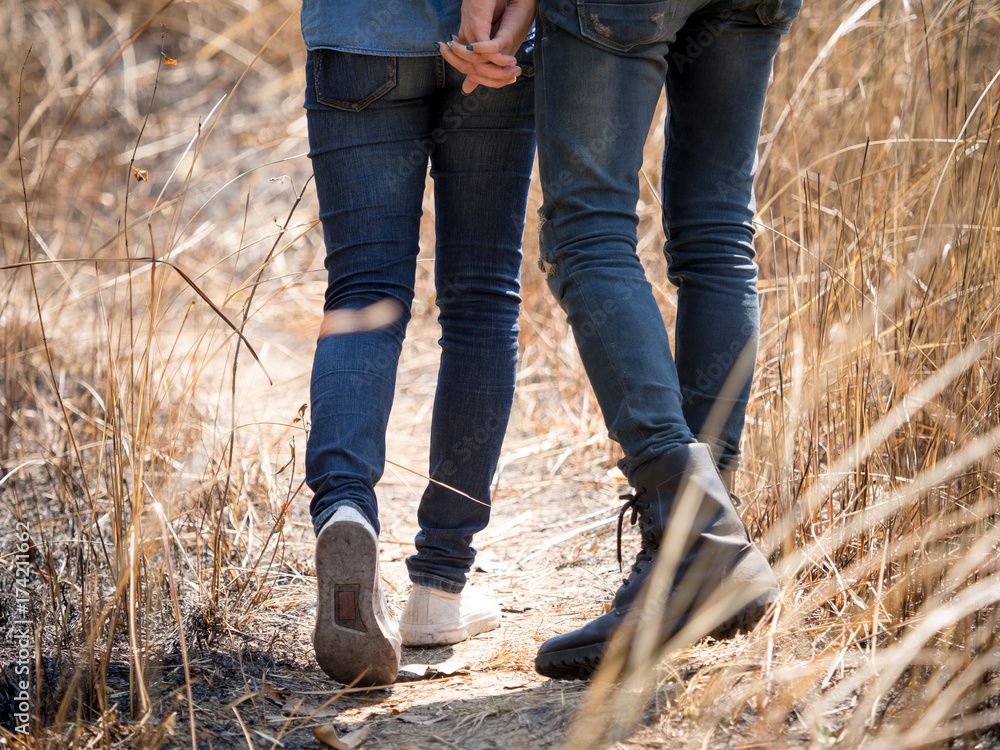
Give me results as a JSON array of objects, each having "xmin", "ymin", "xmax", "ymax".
[
  {"xmin": 536, "ymin": 210, "xmax": 560, "ymax": 280},
  {"xmin": 537, "ymin": 255, "xmax": 556, "ymax": 278}
]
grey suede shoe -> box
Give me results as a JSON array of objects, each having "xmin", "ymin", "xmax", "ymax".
[
  {"xmin": 313, "ymin": 505, "xmax": 401, "ymax": 687},
  {"xmin": 535, "ymin": 443, "xmax": 778, "ymax": 680}
]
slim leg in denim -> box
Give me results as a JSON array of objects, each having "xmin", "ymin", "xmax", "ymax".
[
  {"xmin": 535, "ymin": 0, "xmax": 798, "ymax": 482},
  {"xmin": 304, "ymin": 48, "xmax": 535, "ymax": 592}
]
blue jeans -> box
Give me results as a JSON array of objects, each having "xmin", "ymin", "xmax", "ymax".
[
  {"xmin": 304, "ymin": 47, "xmax": 536, "ymax": 592},
  {"xmin": 534, "ymin": 0, "xmax": 799, "ymax": 483}
]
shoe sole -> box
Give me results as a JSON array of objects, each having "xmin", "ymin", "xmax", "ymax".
[
  {"xmin": 399, "ymin": 611, "xmax": 501, "ymax": 646},
  {"xmin": 534, "ymin": 596, "xmax": 774, "ymax": 681},
  {"xmin": 314, "ymin": 518, "xmax": 399, "ymax": 686}
]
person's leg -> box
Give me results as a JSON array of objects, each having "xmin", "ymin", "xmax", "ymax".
[
  {"xmin": 531, "ymin": 0, "xmax": 797, "ymax": 680},
  {"xmin": 664, "ymin": 2, "xmax": 789, "ymax": 481},
  {"xmin": 405, "ymin": 48, "xmax": 536, "ymax": 594},
  {"xmin": 534, "ymin": 6, "xmax": 695, "ymax": 483},
  {"xmin": 305, "ymin": 49, "xmax": 438, "ymax": 685},
  {"xmin": 304, "ymin": 51, "xmax": 434, "ymax": 537}
]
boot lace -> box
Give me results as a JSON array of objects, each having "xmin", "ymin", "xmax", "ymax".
[{"xmin": 616, "ymin": 490, "xmax": 660, "ymax": 585}]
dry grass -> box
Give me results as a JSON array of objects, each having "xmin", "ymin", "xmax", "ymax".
[{"xmin": 2, "ymin": 0, "xmax": 1000, "ymax": 748}]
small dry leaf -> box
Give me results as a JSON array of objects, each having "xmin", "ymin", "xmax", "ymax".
[
  {"xmin": 398, "ymin": 664, "xmax": 429, "ymax": 679},
  {"xmin": 398, "ymin": 660, "xmax": 469, "ymax": 681},
  {"xmin": 132, "ymin": 168, "xmax": 148, "ymax": 182},
  {"xmin": 313, "ymin": 724, "xmax": 370, "ymax": 749},
  {"xmin": 427, "ymin": 660, "xmax": 469, "ymax": 676},
  {"xmin": 164, "ymin": 56, "xmax": 178, "ymax": 65},
  {"xmin": 260, "ymin": 680, "xmax": 287, "ymax": 706}
]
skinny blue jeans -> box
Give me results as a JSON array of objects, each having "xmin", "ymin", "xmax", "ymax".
[
  {"xmin": 304, "ymin": 46, "xmax": 536, "ymax": 592},
  {"xmin": 535, "ymin": 0, "xmax": 799, "ymax": 483}
]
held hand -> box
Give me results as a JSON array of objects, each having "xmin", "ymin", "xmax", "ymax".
[
  {"xmin": 458, "ymin": 0, "xmax": 506, "ymax": 44},
  {"xmin": 460, "ymin": 0, "xmax": 534, "ymax": 57},
  {"xmin": 438, "ymin": 37, "xmax": 520, "ymax": 93},
  {"xmin": 439, "ymin": 0, "xmax": 536, "ymax": 94}
]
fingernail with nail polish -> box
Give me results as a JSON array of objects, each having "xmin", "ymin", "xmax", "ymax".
[{"xmin": 466, "ymin": 44, "xmax": 474, "ymax": 51}]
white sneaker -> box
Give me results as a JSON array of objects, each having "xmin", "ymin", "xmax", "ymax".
[
  {"xmin": 399, "ymin": 585, "xmax": 501, "ymax": 646},
  {"xmin": 313, "ymin": 506, "xmax": 401, "ymax": 686}
]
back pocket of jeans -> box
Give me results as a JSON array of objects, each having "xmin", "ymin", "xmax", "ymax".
[
  {"xmin": 578, "ymin": 0, "xmax": 675, "ymax": 52},
  {"xmin": 312, "ymin": 49, "xmax": 396, "ymax": 112}
]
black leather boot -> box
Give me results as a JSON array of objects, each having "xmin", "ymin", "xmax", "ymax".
[{"xmin": 534, "ymin": 442, "xmax": 778, "ymax": 680}]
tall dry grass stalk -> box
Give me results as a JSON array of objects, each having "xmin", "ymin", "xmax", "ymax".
[{"xmin": 561, "ymin": 0, "xmax": 1000, "ymax": 747}]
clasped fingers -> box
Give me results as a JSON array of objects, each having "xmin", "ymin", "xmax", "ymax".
[{"xmin": 438, "ymin": 37, "xmax": 522, "ymax": 93}]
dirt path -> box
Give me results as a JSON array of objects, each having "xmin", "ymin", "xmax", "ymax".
[
  {"xmin": 203, "ymin": 474, "xmax": 659, "ymax": 750},
  {"xmin": 153, "ymin": 301, "xmax": 677, "ymax": 749}
]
